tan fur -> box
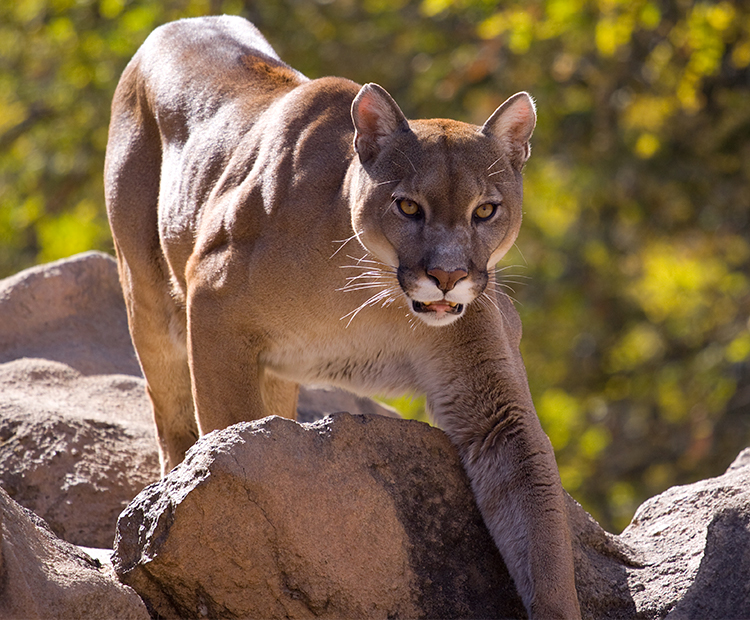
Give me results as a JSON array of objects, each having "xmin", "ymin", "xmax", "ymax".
[{"xmin": 105, "ymin": 16, "xmax": 580, "ymax": 618}]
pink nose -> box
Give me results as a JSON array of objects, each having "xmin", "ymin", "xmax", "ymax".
[{"xmin": 427, "ymin": 268, "xmax": 468, "ymax": 292}]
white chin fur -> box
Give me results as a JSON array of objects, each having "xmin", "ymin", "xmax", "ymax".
[{"xmin": 405, "ymin": 277, "xmax": 475, "ymax": 326}]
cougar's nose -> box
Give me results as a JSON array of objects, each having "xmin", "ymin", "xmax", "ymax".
[{"xmin": 427, "ymin": 268, "xmax": 468, "ymax": 293}]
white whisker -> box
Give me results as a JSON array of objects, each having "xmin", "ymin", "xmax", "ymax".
[
  {"xmin": 498, "ymin": 278, "xmax": 530, "ymax": 286},
  {"xmin": 485, "ymin": 282, "xmax": 522, "ymax": 307},
  {"xmin": 343, "ymin": 270, "xmax": 391, "ymax": 281},
  {"xmin": 338, "ymin": 283, "xmax": 389, "ymax": 293},
  {"xmin": 491, "ymin": 281, "xmax": 519, "ymax": 295},
  {"xmin": 478, "ymin": 290, "xmax": 514, "ymax": 323},
  {"xmin": 343, "ymin": 254, "xmax": 393, "ymax": 268},
  {"xmin": 487, "ymin": 156, "xmax": 503, "ymax": 172},
  {"xmin": 478, "ymin": 291, "xmax": 500, "ymax": 312},
  {"xmin": 495, "ymin": 263, "xmax": 529, "ymax": 275},
  {"xmin": 330, "ymin": 233, "xmax": 360, "ymax": 259},
  {"xmin": 342, "ymin": 277, "xmax": 391, "ymax": 287},
  {"xmin": 512, "ymin": 242, "xmax": 528, "ymax": 266},
  {"xmin": 341, "ymin": 287, "xmax": 399, "ymax": 327}
]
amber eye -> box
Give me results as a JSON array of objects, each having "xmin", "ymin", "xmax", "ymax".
[
  {"xmin": 474, "ymin": 203, "xmax": 496, "ymax": 220},
  {"xmin": 397, "ymin": 198, "xmax": 422, "ymax": 218}
]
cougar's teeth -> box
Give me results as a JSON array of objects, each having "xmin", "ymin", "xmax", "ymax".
[
  {"xmin": 412, "ymin": 299, "xmax": 464, "ymax": 315},
  {"xmin": 422, "ymin": 300, "xmax": 457, "ymax": 307}
]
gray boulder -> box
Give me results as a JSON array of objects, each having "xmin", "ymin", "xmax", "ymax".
[
  {"xmin": 620, "ymin": 447, "xmax": 750, "ymax": 619},
  {"xmin": 0, "ymin": 357, "xmax": 160, "ymax": 548},
  {"xmin": 0, "ymin": 485, "xmax": 149, "ymax": 619},
  {"xmin": 0, "ymin": 252, "xmax": 160, "ymax": 547},
  {"xmin": 0, "ymin": 251, "xmax": 141, "ymax": 376},
  {"xmin": 114, "ymin": 413, "xmax": 526, "ymax": 619}
]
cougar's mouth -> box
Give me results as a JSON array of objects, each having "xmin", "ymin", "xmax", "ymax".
[{"xmin": 412, "ymin": 299, "xmax": 464, "ymax": 315}]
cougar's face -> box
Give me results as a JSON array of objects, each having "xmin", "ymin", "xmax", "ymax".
[{"xmin": 351, "ymin": 121, "xmax": 524, "ymax": 327}]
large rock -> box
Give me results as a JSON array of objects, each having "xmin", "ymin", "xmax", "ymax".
[
  {"xmin": 114, "ymin": 412, "xmax": 750, "ymax": 620},
  {"xmin": 114, "ymin": 413, "xmax": 527, "ymax": 619},
  {"xmin": 0, "ymin": 252, "xmax": 161, "ymax": 547},
  {"xmin": 619, "ymin": 447, "xmax": 750, "ymax": 619},
  {"xmin": 0, "ymin": 485, "xmax": 149, "ymax": 619},
  {"xmin": 0, "ymin": 357, "xmax": 160, "ymax": 548},
  {"xmin": 0, "ymin": 251, "xmax": 141, "ymax": 376},
  {"xmin": 0, "ymin": 252, "xmax": 396, "ymax": 548}
]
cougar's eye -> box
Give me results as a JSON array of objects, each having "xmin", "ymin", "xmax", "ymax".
[
  {"xmin": 474, "ymin": 203, "xmax": 496, "ymax": 221},
  {"xmin": 397, "ymin": 198, "xmax": 422, "ymax": 219}
]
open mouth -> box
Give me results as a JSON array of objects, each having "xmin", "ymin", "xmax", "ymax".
[{"xmin": 412, "ymin": 300, "xmax": 464, "ymax": 315}]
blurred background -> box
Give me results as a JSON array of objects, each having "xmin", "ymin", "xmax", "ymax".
[{"xmin": 1, "ymin": 0, "xmax": 749, "ymax": 533}]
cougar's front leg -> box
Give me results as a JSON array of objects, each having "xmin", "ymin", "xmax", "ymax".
[
  {"xmin": 186, "ymin": 276, "xmax": 298, "ymax": 433},
  {"xmin": 260, "ymin": 372, "xmax": 300, "ymax": 421},
  {"xmin": 451, "ymin": 405, "xmax": 580, "ymax": 619},
  {"xmin": 429, "ymin": 313, "xmax": 580, "ymax": 619}
]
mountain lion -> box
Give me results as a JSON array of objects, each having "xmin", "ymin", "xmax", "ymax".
[{"xmin": 105, "ymin": 15, "xmax": 580, "ymax": 618}]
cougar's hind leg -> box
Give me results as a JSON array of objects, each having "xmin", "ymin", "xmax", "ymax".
[
  {"xmin": 105, "ymin": 79, "xmax": 198, "ymax": 473},
  {"xmin": 117, "ymin": 254, "xmax": 199, "ymax": 475}
]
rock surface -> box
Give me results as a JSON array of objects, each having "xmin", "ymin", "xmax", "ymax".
[
  {"xmin": 0, "ymin": 253, "xmax": 159, "ymax": 548},
  {"xmin": 0, "ymin": 251, "xmax": 142, "ymax": 376},
  {"xmin": 0, "ymin": 485, "xmax": 149, "ymax": 619},
  {"xmin": 114, "ymin": 413, "xmax": 526, "ymax": 619},
  {"xmin": 0, "ymin": 358, "xmax": 160, "ymax": 548},
  {"xmin": 620, "ymin": 447, "xmax": 750, "ymax": 619},
  {"xmin": 113, "ymin": 415, "xmax": 750, "ymax": 620}
]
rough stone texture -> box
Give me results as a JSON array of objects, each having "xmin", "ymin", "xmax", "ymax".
[
  {"xmin": 0, "ymin": 252, "xmax": 161, "ymax": 548},
  {"xmin": 0, "ymin": 251, "xmax": 141, "ymax": 376},
  {"xmin": 619, "ymin": 447, "xmax": 750, "ymax": 619},
  {"xmin": 0, "ymin": 485, "xmax": 149, "ymax": 620},
  {"xmin": 0, "ymin": 358, "xmax": 160, "ymax": 548},
  {"xmin": 0, "ymin": 252, "xmax": 397, "ymax": 549},
  {"xmin": 570, "ymin": 447, "xmax": 750, "ymax": 619},
  {"xmin": 114, "ymin": 414, "xmax": 527, "ymax": 620},
  {"xmin": 296, "ymin": 384, "xmax": 400, "ymax": 422}
]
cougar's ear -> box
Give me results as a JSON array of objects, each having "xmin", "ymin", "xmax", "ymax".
[
  {"xmin": 481, "ymin": 92, "xmax": 536, "ymax": 170},
  {"xmin": 351, "ymin": 83, "xmax": 409, "ymax": 164}
]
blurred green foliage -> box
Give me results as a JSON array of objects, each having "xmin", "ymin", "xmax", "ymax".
[{"xmin": 1, "ymin": 0, "xmax": 749, "ymax": 532}]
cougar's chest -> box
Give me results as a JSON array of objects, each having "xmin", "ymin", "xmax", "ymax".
[{"xmin": 261, "ymin": 325, "xmax": 419, "ymax": 398}]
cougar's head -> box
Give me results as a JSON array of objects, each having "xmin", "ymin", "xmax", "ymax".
[{"xmin": 349, "ymin": 83, "xmax": 535, "ymax": 327}]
